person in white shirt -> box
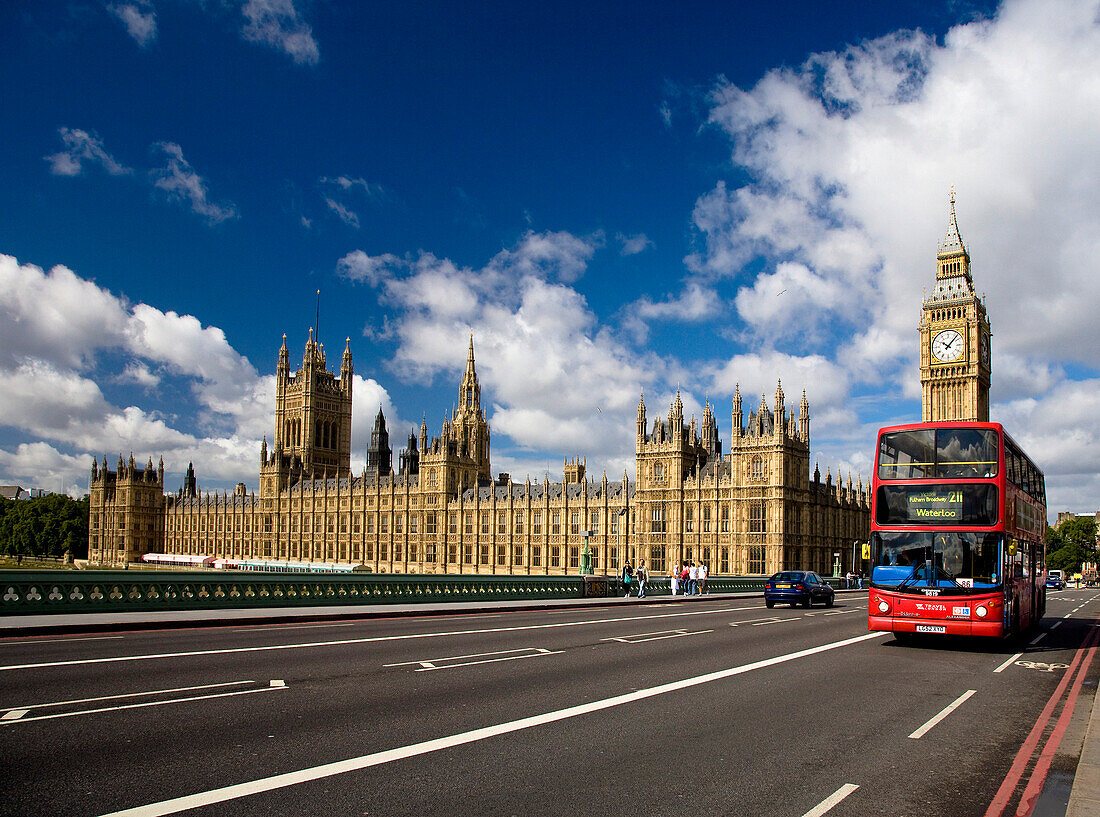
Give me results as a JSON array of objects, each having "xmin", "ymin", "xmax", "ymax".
[
  {"xmin": 669, "ymin": 563, "xmax": 680, "ymax": 596},
  {"xmin": 688, "ymin": 562, "xmax": 699, "ymax": 595},
  {"xmin": 698, "ymin": 562, "xmax": 709, "ymax": 594}
]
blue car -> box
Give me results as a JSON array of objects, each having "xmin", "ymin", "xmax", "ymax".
[
  {"xmin": 764, "ymin": 570, "xmax": 835, "ymax": 609},
  {"xmin": 1045, "ymin": 577, "xmax": 1065, "ymax": 590}
]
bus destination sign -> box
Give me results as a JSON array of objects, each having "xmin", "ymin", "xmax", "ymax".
[{"xmin": 907, "ymin": 489, "xmax": 963, "ymax": 521}]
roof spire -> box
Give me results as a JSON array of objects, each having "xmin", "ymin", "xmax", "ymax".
[{"xmin": 938, "ymin": 186, "xmax": 967, "ymax": 259}]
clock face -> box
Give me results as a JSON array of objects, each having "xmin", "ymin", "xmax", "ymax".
[{"xmin": 932, "ymin": 329, "xmax": 964, "ymax": 363}]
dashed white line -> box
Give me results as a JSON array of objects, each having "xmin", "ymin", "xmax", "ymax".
[
  {"xmin": 909, "ymin": 689, "xmax": 977, "ymax": 739},
  {"xmin": 2, "ymin": 683, "xmax": 288, "ymax": 726},
  {"xmin": 385, "ymin": 647, "xmax": 561, "ymax": 671},
  {"xmin": 995, "ymin": 652, "xmax": 1024, "ymax": 673},
  {"xmin": 98, "ymin": 631, "xmax": 887, "ymax": 817},
  {"xmin": 601, "ymin": 629, "xmax": 712, "ymax": 644},
  {"xmin": 802, "ymin": 784, "xmax": 860, "ymax": 817},
  {"xmin": 2, "ymin": 680, "xmax": 254, "ymax": 712},
  {"xmin": 1030, "ymin": 632, "xmax": 1047, "ymax": 646}
]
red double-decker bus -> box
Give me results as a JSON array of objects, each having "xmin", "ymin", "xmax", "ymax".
[{"xmin": 868, "ymin": 422, "xmax": 1046, "ymax": 641}]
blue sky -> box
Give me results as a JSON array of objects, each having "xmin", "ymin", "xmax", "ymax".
[{"xmin": 2, "ymin": 0, "xmax": 1098, "ymax": 519}]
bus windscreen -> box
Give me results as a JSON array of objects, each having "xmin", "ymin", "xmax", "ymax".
[
  {"xmin": 872, "ymin": 531, "xmax": 1001, "ymax": 589},
  {"xmin": 878, "ymin": 428, "xmax": 999, "ymax": 480}
]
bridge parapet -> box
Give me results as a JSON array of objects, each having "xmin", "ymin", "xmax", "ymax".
[{"xmin": 0, "ymin": 571, "xmax": 839, "ymax": 615}]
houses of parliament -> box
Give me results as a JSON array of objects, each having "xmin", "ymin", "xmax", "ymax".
[{"xmin": 85, "ymin": 190, "xmax": 1003, "ymax": 578}]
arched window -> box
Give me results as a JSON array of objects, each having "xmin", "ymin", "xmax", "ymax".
[{"xmin": 751, "ymin": 456, "xmax": 765, "ymax": 481}]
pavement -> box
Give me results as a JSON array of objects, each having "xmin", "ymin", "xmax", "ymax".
[{"xmin": 2, "ymin": 587, "xmax": 1098, "ymax": 817}]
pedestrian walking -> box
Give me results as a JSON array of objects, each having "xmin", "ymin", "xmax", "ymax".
[
  {"xmin": 688, "ymin": 561, "xmax": 699, "ymax": 596},
  {"xmin": 636, "ymin": 560, "xmax": 648, "ymax": 598},
  {"xmin": 622, "ymin": 562, "xmax": 634, "ymax": 597},
  {"xmin": 845, "ymin": 570, "xmax": 854, "ymax": 589},
  {"xmin": 670, "ymin": 563, "xmax": 680, "ymax": 596},
  {"xmin": 698, "ymin": 562, "xmax": 709, "ymax": 594},
  {"xmin": 681, "ymin": 562, "xmax": 691, "ymax": 596},
  {"xmin": 857, "ymin": 572, "xmax": 864, "ymax": 590}
]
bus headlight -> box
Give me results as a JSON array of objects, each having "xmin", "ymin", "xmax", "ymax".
[
  {"xmin": 975, "ymin": 605, "xmax": 988, "ymax": 618},
  {"xmin": 877, "ymin": 600, "xmax": 890, "ymax": 614}
]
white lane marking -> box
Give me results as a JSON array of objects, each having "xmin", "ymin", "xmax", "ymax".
[
  {"xmin": 98, "ymin": 631, "xmax": 886, "ymax": 817},
  {"xmin": 0, "ymin": 605, "xmax": 764, "ymax": 673},
  {"xmin": 1064, "ymin": 613, "xmax": 1072, "ymax": 619},
  {"xmin": 729, "ymin": 617, "xmax": 783, "ymax": 626},
  {"xmin": 908, "ymin": 689, "xmax": 977, "ymax": 739},
  {"xmin": 270, "ymin": 680, "xmax": 285, "ymax": 688},
  {"xmin": 1, "ymin": 635, "xmax": 125, "ymax": 646},
  {"xmin": 1030, "ymin": 632, "xmax": 1047, "ymax": 646},
  {"xmin": 994, "ymin": 652, "xmax": 1023, "ymax": 673},
  {"xmin": 2, "ymin": 680, "xmax": 254, "ymax": 712},
  {"xmin": 2, "ymin": 683, "xmax": 288, "ymax": 726},
  {"xmin": 384, "ymin": 647, "xmax": 562, "ymax": 671},
  {"xmin": 1, "ymin": 709, "xmax": 28, "ymax": 721},
  {"xmin": 754, "ymin": 618, "xmax": 799, "ymax": 626},
  {"xmin": 232, "ymin": 623, "xmax": 359, "ymax": 633},
  {"xmin": 601, "ymin": 629, "xmax": 712, "ymax": 644},
  {"xmin": 802, "ymin": 784, "xmax": 860, "ymax": 817},
  {"xmin": 1051, "ymin": 621, "xmax": 1063, "ymax": 630}
]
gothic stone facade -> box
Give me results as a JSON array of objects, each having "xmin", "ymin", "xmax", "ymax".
[{"xmin": 89, "ymin": 337, "xmax": 869, "ymax": 576}]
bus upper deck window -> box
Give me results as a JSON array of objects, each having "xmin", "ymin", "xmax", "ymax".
[{"xmin": 936, "ymin": 428, "xmax": 999, "ymax": 478}]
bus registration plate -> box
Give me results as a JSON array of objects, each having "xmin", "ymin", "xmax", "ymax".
[{"xmin": 916, "ymin": 624, "xmax": 946, "ymax": 634}]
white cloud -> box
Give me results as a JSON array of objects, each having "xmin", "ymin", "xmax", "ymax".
[
  {"xmin": 617, "ymin": 232, "xmax": 652, "ymax": 256},
  {"xmin": 0, "ymin": 254, "xmax": 279, "ymax": 491},
  {"xmin": 487, "ymin": 230, "xmax": 600, "ymax": 284},
  {"xmin": 689, "ymin": 0, "xmax": 1100, "ymax": 510},
  {"xmin": 622, "ymin": 282, "xmax": 722, "ymax": 343},
  {"xmin": 733, "ymin": 262, "xmax": 846, "ymax": 338},
  {"xmin": 698, "ymin": 0, "xmax": 1100, "ymax": 378},
  {"xmin": 151, "ymin": 142, "xmax": 239, "ymax": 224},
  {"xmin": 109, "ymin": 2, "xmax": 157, "ymax": 47},
  {"xmin": 118, "ymin": 361, "xmax": 161, "ymax": 388},
  {"xmin": 241, "ymin": 0, "xmax": 320, "ymax": 66},
  {"xmin": 319, "ymin": 176, "xmax": 386, "ymax": 229},
  {"xmin": 336, "ymin": 251, "xmax": 404, "ymax": 286},
  {"xmin": 707, "ymin": 351, "xmax": 851, "ymax": 413},
  {"xmin": 0, "ymin": 443, "xmax": 94, "ymax": 498},
  {"xmin": 324, "ymin": 197, "xmax": 360, "ymax": 228},
  {"xmin": 44, "ymin": 128, "xmax": 131, "ymax": 177},
  {"xmin": 339, "ymin": 233, "xmax": 655, "ymax": 465},
  {"xmin": 0, "ymin": 255, "xmax": 130, "ymax": 369}
]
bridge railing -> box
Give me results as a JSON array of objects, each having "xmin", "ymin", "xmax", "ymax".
[{"xmin": 0, "ymin": 571, "xmax": 844, "ymax": 615}]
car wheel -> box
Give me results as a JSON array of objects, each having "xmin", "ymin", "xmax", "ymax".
[
  {"xmin": 825, "ymin": 596, "xmax": 834, "ymax": 608},
  {"xmin": 765, "ymin": 599, "xmax": 774, "ymax": 608},
  {"xmin": 802, "ymin": 596, "xmax": 812, "ymax": 608},
  {"xmin": 790, "ymin": 601, "xmax": 799, "ymax": 608}
]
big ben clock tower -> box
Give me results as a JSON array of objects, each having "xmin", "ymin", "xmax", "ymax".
[{"xmin": 919, "ymin": 191, "xmax": 991, "ymax": 422}]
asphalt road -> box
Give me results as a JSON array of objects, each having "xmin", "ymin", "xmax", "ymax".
[{"xmin": 1, "ymin": 589, "xmax": 1099, "ymax": 817}]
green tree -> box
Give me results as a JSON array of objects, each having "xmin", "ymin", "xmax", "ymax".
[
  {"xmin": 0, "ymin": 494, "xmax": 89, "ymax": 560},
  {"xmin": 1047, "ymin": 517, "xmax": 1099, "ymax": 574}
]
